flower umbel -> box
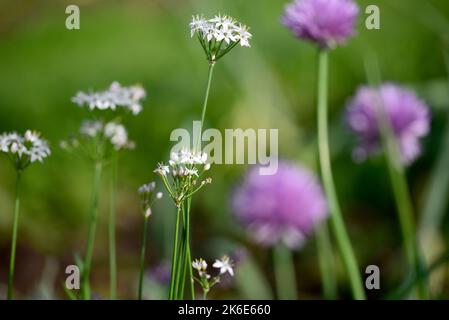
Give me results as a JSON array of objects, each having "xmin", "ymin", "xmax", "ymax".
[
  {"xmin": 154, "ymin": 149, "xmax": 211, "ymax": 207},
  {"xmin": 0, "ymin": 130, "xmax": 51, "ymax": 170},
  {"xmin": 190, "ymin": 14, "xmax": 252, "ymax": 63},
  {"xmin": 282, "ymin": 0, "xmax": 359, "ymax": 49},
  {"xmin": 72, "ymin": 81, "xmax": 146, "ymax": 115},
  {"xmin": 192, "ymin": 256, "xmax": 234, "ymax": 299},
  {"xmin": 232, "ymin": 162, "xmax": 328, "ymax": 249},
  {"xmin": 345, "ymin": 83, "xmax": 431, "ymax": 165},
  {"xmin": 138, "ymin": 181, "xmax": 163, "ymax": 218},
  {"xmin": 61, "ymin": 120, "xmax": 135, "ymax": 158}
]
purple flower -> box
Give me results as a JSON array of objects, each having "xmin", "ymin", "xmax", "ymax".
[
  {"xmin": 282, "ymin": 0, "xmax": 359, "ymax": 49},
  {"xmin": 232, "ymin": 162, "xmax": 328, "ymax": 249},
  {"xmin": 345, "ymin": 83, "xmax": 431, "ymax": 165}
]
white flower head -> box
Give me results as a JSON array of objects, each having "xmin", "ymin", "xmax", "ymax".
[
  {"xmin": 138, "ymin": 181, "xmax": 156, "ymax": 194},
  {"xmin": 156, "ymin": 149, "xmax": 211, "ymax": 206},
  {"xmin": 78, "ymin": 120, "xmax": 134, "ymax": 151},
  {"xmin": 213, "ymin": 255, "xmax": 234, "ymax": 277},
  {"xmin": 138, "ymin": 181, "xmax": 162, "ymax": 218},
  {"xmin": 72, "ymin": 82, "xmax": 146, "ymax": 115},
  {"xmin": 189, "ymin": 14, "xmax": 252, "ymax": 62},
  {"xmin": 0, "ymin": 130, "xmax": 51, "ymax": 169}
]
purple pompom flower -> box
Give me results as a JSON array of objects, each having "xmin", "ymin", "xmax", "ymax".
[
  {"xmin": 232, "ymin": 162, "xmax": 328, "ymax": 249},
  {"xmin": 345, "ymin": 83, "xmax": 431, "ymax": 165},
  {"xmin": 282, "ymin": 0, "xmax": 359, "ymax": 49}
]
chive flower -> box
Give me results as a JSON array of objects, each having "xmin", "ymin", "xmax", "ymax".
[
  {"xmin": 232, "ymin": 162, "xmax": 328, "ymax": 249},
  {"xmin": 282, "ymin": 0, "xmax": 359, "ymax": 49},
  {"xmin": 345, "ymin": 83, "xmax": 431, "ymax": 165}
]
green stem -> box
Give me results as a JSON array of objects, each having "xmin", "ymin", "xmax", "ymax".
[
  {"xmin": 185, "ymin": 199, "xmax": 195, "ymax": 300},
  {"xmin": 81, "ymin": 160, "xmax": 103, "ymax": 300},
  {"xmin": 317, "ymin": 50, "xmax": 365, "ymax": 300},
  {"xmin": 109, "ymin": 152, "xmax": 118, "ymax": 300},
  {"xmin": 364, "ymin": 56, "xmax": 427, "ymax": 299},
  {"xmin": 316, "ymin": 222, "xmax": 338, "ymax": 300},
  {"xmin": 7, "ymin": 170, "xmax": 22, "ymax": 300},
  {"xmin": 196, "ymin": 62, "xmax": 215, "ymax": 151},
  {"xmin": 387, "ymin": 250, "xmax": 449, "ymax": 299},
  {"xmin": 169, "ymin": 207, "xmax": 182, "ymax": 299},
  {"xmin": 138, "ymin": 216, "xmax": 149, "ymax": 300},
  {"xmin": 176, "ymin": 219, "xmax": 187, "ymax": 299},
  {"xmin": 273, "ymin": 244, "xmax": 297, "ymax": 300}
]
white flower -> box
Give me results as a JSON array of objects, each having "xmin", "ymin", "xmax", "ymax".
[
  {"xmin": 184, "ymin": 168, "xmax": 199, "ymax": 177},
  {"xmin": 104, "ymin": 122, "xmax": 130, "ymax": 150},
  {"xmin": 80, "ymin": 120, "xmax": 103, "ymax": 137},
  {"xmin": 192, "ymin": 258, "xmax": 208, "ymax": 271},
  {"xmin": 213, "ymin": 256, "xmax": 234, "ymax": 276},
  {"xmin": 72, "ymin": 82, "xmax": 146, "ymax": 115},
  {"xmin": 0, "ymin": 131, "xmax": 51, "ymax": 166},
  {"xmin": 138, "ymin": 181, "xmax": 162, "ymax": 218},
  {"xmin": 235, "ymin": 24, "xmax": 252, "ymax": 47},
  {"xmin": 138, "ymin": 182, "xmax": 156, "ymax": 194},
  {"xmin": 154, "ymin": 163, "xmax": 170, "ymax": 176},
  {"xmin": 78, "ymin": 121, "xmax": 134, "ymax": 150},
  {"xmin": 190, "ymin": 15, "xmax": 252, "ymax": 52},
  {"xmin": 190, "ymin": 15, "xmax": 208, "ymax": 37}
]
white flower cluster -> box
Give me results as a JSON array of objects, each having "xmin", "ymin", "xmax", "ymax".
[
  {"xmin": 190, "ymin": 14, "xmax": 252, "ymax": 62},
  {"xmin": 0, "ymin": 130, "xmax": 51, "ymax": 167},
  {"xmin": 154, "ymin": 149, "xmax": 211, "ymax": 206},
  {"xmin": 192, "ymin": 256, "xmax": 234, "ymax": 296},
  {"xmin": 138, "ymin": 181, "xmax": 163, "ymax": 218},
  {"xmin": 79, "ymin": 120, "xmax": 135, "ymax": 150},
  {"xmin": 72, "ymin": 82, "xmax": 146, "ymax": 115}
]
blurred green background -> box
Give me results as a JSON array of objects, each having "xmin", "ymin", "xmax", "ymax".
[{"xmin": 0, "ymin": 0, "xmax": 449, "ymax": 299}]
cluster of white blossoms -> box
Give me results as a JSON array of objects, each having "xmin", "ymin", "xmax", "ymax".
[
  {"xmin": 80, "ymin": 120, "xmax": 135, "ymax": 150},
  {"xmin": 154, "ymin": 149, "xmax": 211, "ymax": 206},
  {"xmin": 138, "ymin": 181, "xmax": 163, "ymax": 218},
  {"xmin": 72, "ymin": 82, "xmax": 146, "ymax": 115},
  {"xmin": 192, "ymin": 256, "xmax": 234, "ymax": 296},
  {"xmin": 190, "ymin": 14, "xmax": 252, "ymax": 62},
  {"xmin": 0, "ymin": 130, "xmax": 51, "ymax": 167}
]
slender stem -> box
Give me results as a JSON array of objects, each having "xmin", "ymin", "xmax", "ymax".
[
  {"xmin": 185, "ymin": 199, "xmax": 195, "ymax": 300},
  {"xmin": 196, "ymin": 62, "xmax": 215, "ymax": 151},
  {"xmin": 138, "ymin": 216, "xmax": 149, "ymax": 300},
  {"xmin": 81, "ymin": 160, "xmax": 103, "ymax": 300},
  {"xmin": 176, "ymin": 219, "xmax": 187, "ymax": 299},
  {"xmin": 109, "ymin": 151, "xmax": 118, "ymax": 300},
  {"xmin": 273, "ymin": 244, "xmax": 297, "ymax": 300},
  {"xmin": 177, "ymin": 203, "xmax": 188, "ymax": 299},
  {"xmin": 316, "ymin": 222, "xmax": 338, "ymax": 300},
  {"xmin": 387, "ymin": 250, "xmax": 449, "ymax": 300},
  {"xmin": 317, "ymin": 50, "xmax": 365, "ymax": 300},
  {"xmin": 7, "ymin": 170, "xmax": 22, "ymax": 300},
  {"xmin": 169, "ymin": 207, "xmax": 182, "ymax": 299},
  {"xmin": 364, "ymin": 56, "xmax": 427, "ymax": 299}
]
